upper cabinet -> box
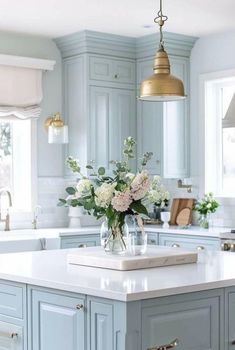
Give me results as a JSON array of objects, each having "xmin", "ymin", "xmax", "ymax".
[{"xmin": 55, "ymin": 30, "xmax": 196, "ymax": 178}]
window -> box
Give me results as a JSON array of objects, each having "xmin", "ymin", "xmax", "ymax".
[
  {"xmin": 204, "ymin": 75, "xmax": 235, "ymax": 197},
  {"xmin": 0, "ymin": 118, "xmax": 36, "ymax": 212}
]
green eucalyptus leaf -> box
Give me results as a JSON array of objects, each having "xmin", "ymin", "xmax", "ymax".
[
  {"xmin": 98, "ymin": 167, "xmax": 105, "ymax": 176},
  {"xmin": 66, "ymin": 187, "xmax": 76, "ymax": 195}
]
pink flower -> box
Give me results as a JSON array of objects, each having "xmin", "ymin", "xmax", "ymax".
[
  {"xmin": 111, "ymin": 190, "xmax": 132, "ymax": 212},
  {"xmin": 131, "ymin": 171, "xmax": 151, "ymax": 201}
]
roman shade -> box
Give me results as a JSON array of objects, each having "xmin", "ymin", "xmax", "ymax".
[{"xmin": 0, "ymin": 55, "xmax": 55, "ymax": 120}]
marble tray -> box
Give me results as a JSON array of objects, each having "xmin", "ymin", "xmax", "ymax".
[{"xmin": 67, "ymin": 246, "xmax": 198, "ymax": 271}]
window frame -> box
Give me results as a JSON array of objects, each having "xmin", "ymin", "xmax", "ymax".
[
  {"xmin": 0, "ymin": 118, "xmax": 37, "ymax": 216},
  {"xmin": 199, "ymin": 69, "xmax": 235, "ymax": 202}
]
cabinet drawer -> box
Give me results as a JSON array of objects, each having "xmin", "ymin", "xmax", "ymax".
[
  {"xmin": 61, "ymin": 235, "xmax": 100, "ymax": 249},
  {"xmin": 0, "ymin": 282, "xmax": 23, "ymax": 319},
  {"xmin": 159, "ymin": 234, "xmax": 220, "ymax": 251},
  {"xmin": 142, "ymin": 294, "xmax": 220, "ymax": 350},
  {"xmin": 89, "ymin": 56, "xmax": 135, "ymax": 84},
  {"xmin": 0, "ymin": 320, "xmax": 23, "ymax": 350},
  {"xmin": 147, "ymin": 233, "xmax": 158, "ymax": 245}
]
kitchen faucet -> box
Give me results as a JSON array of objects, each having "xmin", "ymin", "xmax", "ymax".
[
  {"xmin": 32, "ymin": 205, "xmax": 42, "ymax": 229},
  {"xmin": 0, "ymin": 189, "xmax": 12, "ymax": 231}
]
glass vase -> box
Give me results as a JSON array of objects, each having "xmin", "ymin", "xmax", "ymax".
[
  {"xmin": 199, "ymin": 214, "xmax": 209, "ymax": 229},
  {"xmin": 127, "ymin": 215, "xmax": 147, "ymax": 256},
  {"xmin": 100, "ymin": 219, "xmax": 129, "ymax": 255}
]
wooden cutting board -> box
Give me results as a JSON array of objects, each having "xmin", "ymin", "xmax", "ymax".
[{"xmin": 170, "ymin": 198, "xmax": 195, "ymax": 225}]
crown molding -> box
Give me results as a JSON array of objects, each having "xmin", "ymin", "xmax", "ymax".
[
  {"xmin": 55, "ymin": 30, "xmax": 136, "ymax": 59},
  {"xmin": 136, "ymin": 32, "xmax": 198, "ymax": 59},
  {"xmin": 55, "ymin": 30, "xmax": 198, "ymax": 60}
]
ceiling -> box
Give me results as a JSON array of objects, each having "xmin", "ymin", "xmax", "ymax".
[{"xmin": 0, "ymin": 0, "xmax": 235, "ymax": 39}]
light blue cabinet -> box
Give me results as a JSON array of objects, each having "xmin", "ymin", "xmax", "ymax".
[
  {"xmin": 136, "ymin": 56, "xmax": 189, "ymax": 178},
  {"xmin": 142, "ymin": 291, "xmax": 222, "ymax": 350},
  {"xmin": 61, "ymin": 234, "xmax": 100, "ymax": 249},
  {"xmin": 89, "ymin": 86, "xmax": 136, "ymax": 172},
  {"xmin": 89, "ymin": 56, "xmax": 135, "ymax": 85},
  {"xmin": 29, "ymin": 288, "xmax": 85, "ymax": 350},
  {"xmin": 147, "ymin": 232, "xmax": 159, "ymax": 245},
  {"xmin": 159, "ymin": 233, "xmax": 220, "ymax": 251},
  {"xmin": 0, "ymin": 281, "xmax": 27, "ymax": 350}
]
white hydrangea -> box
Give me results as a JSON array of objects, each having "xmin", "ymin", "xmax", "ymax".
[
  {"xmin": 76, "ymin": 179, "xmax": 92, "ymax": 198},
  {"xmin": 147, "ymin": 176, "xmax": 170, "ymax": 208},
  {"xmin": 95, "ymin": 183, "xmax": 116, "ymax": 208}
]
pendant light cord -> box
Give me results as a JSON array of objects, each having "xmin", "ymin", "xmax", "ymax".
[{"xmin": 154, "ymin": 0, "xmax": 168, "ymax": 49}]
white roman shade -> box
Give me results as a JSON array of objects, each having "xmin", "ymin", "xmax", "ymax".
[
  {"xmin": 0, "ymin": 55, "xmax": 55, "ymax": 120},
  {"xmin": 223, "ymin": 93, "xmax": 235, "ymax": 128}
]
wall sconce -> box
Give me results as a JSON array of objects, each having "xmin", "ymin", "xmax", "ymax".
[
  {"xmin": 44, "ymin": 112, "xmax": 68, "ymax": 144},
  {"xmin": 177, "ymin": 179, "xmax": 192, "ymax": 193}
]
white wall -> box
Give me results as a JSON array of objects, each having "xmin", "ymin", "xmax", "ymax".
[{"xmin": 190, "ymin": 30, "xmax": 235, "ymax": 226}]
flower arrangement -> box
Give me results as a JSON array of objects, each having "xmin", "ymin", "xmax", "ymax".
[
  {"xmin": 193, "ymin": 192, "xmax": 219, "ymax": 228},
  {"xmin": 147, "ymin": 175, "xmax": 170, "ymax": 208},
  {"xmin": 58, "ymin": 137, "xmax": 157, "ymax": 253}
]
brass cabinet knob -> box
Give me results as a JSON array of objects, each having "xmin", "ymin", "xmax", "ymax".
[
  {"xmin": 147, "ymin": 338, "xmax": 179, "ymax": 350},
  {"xmin": 76, "ymin": 304, "xmax": 84, "ymax": 310},
  {"xmin": 196, "ymin": 246, "xmax": 205, "ymax": 251},
  {"xmin": 78, "ymin": 244, "xmax": 87, "ymax": 248},
  {"xmin": 172, "ymin": 243, "xmax": 180, "ymax": 248},
  {"xmin": 221, "ymin": 242, "xmax": 231, "ymax": 251}
]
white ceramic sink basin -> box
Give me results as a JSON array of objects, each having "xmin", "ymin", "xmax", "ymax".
[{"xmin": 0, "ymin": 229, "xmax": 60, "ymax": 253}]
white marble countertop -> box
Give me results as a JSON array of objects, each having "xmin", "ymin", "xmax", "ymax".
[
  {"xmin": 1, "ymin": 246, "xmax": 235, "ymax": 301},
  {"xmin": 0, "ymin": 225, "xmax": 234, "ymax": 242}
]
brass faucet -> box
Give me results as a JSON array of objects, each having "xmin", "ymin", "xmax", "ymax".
[
  {"xmin": 0, "ymin": 190, "xmax": 12, "ymax": 231},
  {"xmin": 32, "ymin": 205, "xmax": 42, "ymax": 230}
]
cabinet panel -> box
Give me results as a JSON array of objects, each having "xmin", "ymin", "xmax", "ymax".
[
  {"xmin": 137, "ymin": 99, "xmax": 163, "ymax": 175},
  {"xmin": 61, "ymin": 234, "xmax": 100, "ymax": 249},
  {"xmin": 90, "ymin": 56, "xmax": 135, "ymax": 84},
  {"xmin": 0, "ymin": 282, "xmax": 23, "ymax": 319},
  {"xmin": 136, "ymin": 59, "xmax": 153, "ymax": 85},
  {"xmin": 0, "ymin": 321, "xmax": 23, "ymax": 350},
  {"xmin": 30, "ymin": 290, "xmax": 85, "ymax": 350},
  {"xmin": 142, "ymin": 296, "xmax": 220, "ymax": 350},
  {"xmin": 113, "ymin": 60, "xmax": 135, "ymax": 84},
  {"xmin": 90, "ymin": 86, "xmax": 111, "ymax": 170},
  {"xmin": 159, "ymin": 233, "xmax": 220, "ymax": 251},
  {"xmin": 109, "ymin": 89, "xmax": 136, "ymax": 171},
  {"xmin": 90, "ymin": 57, "xmax": 113, "ymax": 82},
  {"xmin": 163, "ymin": 56, "xmax": 189, "ymax": 178},
  {"xmin": 147, "ymin": 233, "xmax": 158, "ymax": 245},
  {"xmin": 88, "ymin": 299, "xmax": 113, "ymax": 350}
]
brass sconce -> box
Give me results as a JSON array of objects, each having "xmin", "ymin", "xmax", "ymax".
[{"xmin": 44, "ymin": 112, "xmax": 68, "ymax": 144}]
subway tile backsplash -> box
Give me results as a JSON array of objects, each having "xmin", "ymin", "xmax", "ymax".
[{"xmin": 26, "ymin": 177, "xmax": 235, "ymax": 229}]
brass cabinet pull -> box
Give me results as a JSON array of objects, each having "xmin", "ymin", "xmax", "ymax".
[
  {"xmin": 78, "ymin": 244, "xmax": 87, "ymax": 248},
  {"xmin": 196, "ymin": 245, "xmax": 205, "ymax": 251},
  {"xmin": 0, "ymin": 331, "xmax": 18, "ymax": 339},
  {"xmin": 147, "ymin": 338, "xmax": 179, "ymax": 350},
  {"xmin": 76, "ymin": 304, "xmax": 84, "ymax": 310},
  {"xmin": 172, "ymin": 243, "xmax": 180, "ymax": 248}
]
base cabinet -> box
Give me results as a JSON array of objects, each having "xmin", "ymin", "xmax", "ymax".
[
  {"xmin": 29, "ymin": 289, "xmax": 85, "ymax": 350},
  {"xmin": 142, "ymin": 292, "xmax": 221, "ymax": 350},
  {"xmin": 0, "ymin": 320, "xmax": 23, "ymax": 350}
]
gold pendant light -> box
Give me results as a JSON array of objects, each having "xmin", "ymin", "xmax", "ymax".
[{"xmin": 139, "ymin": 0, "xmax": 186, "ymax": 102}]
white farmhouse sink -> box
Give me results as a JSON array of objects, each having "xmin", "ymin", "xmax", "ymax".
[{"xmin": 0, "ymin": 229, "xmax": 60, "ymax": 253}]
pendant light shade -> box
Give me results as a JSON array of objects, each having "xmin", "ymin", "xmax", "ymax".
[
  {"xmin": 139, "ymin": 0, "xmax": 186, "ymax": 102},
  {"xmin": 139, "ymin": 47, "xmax": 186, "ymax": 101}
]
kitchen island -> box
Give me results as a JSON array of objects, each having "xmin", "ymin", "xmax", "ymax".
[{"xmin": 0, "ymin": 246, "xmax": 234, "ymax": 350}]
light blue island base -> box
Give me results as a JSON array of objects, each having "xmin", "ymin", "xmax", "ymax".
[{"xmin": 0, "ymin": 248, "xmax": 234, "ymax": 350}]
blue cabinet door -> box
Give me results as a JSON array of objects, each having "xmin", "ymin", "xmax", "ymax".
[
  {"xmin": 142, "ymin": 293, "xmax": 221, "ymax": 350},
  {"xmin": 87, "ymin": 298, "xmax": 114, "ymax": 350},
  {"xmin": 89, "ymin": 86, "xmax": 136, "ymax": 172},
  {"xmin": 29, "ymin": 289, "xmax": 85, "ymax": 350},
  {"xmin": 159, "ymin": 233, "xmax": 220, "ymax": 251},
  {"xmin": 226, "ymin": 288, "xmax": 235, "ymax": 350},
  {"xmin": 61, "ymin": 234, "xmax": 100, "ymax": 249},
  {"xmin": 162, "ymin": 56, "xmax": 189, "ymax": 179}
]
